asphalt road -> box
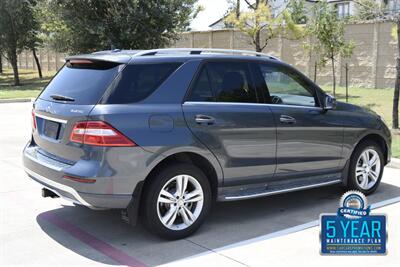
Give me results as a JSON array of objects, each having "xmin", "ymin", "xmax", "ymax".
[{"xmin": 1, "ymin": 102, "xmax": 399, "ymax": 266}]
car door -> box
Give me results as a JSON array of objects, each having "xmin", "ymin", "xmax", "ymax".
[
  {"xmin": 182, "ymin": 60, "xmax": 277, "ymax": 186},
  {"xmin": 256, "ymin": 62, "xmax": 343, "ymax": 180}
]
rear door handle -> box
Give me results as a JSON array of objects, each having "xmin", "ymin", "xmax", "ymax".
[
  {"xmin": 279, "ymin": 115, "xmax": 296, "ymax": 124},
  {"xmin": 195, "ymin": 114, "xmax": 215, "ymax": 125}
]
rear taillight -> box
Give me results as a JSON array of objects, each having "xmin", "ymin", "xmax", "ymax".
[
  {"xmin": 70, "ymin": 121, "xmax": 136, "ymax": 147},
  {"xmin": 31, "ymin": 109, "xmax": 37, "ymax": 130}
]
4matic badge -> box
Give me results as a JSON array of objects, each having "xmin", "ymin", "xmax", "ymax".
[{"xmin": 320, "ymin": 191, "xmax": 387, "ymax": 255}]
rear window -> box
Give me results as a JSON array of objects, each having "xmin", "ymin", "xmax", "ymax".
[
  {"xmin": 103, "ymin": 63, "xmax": 181, "ymax": 104},
  {"xmin": 39, "ymin": 61, "xmax": 121, "ymax": 105}
]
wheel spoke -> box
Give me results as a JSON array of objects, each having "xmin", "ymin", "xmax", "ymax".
[
  {"xmin": 175, "ymin": 175, "xmax": 188, "ymax": 197},
  {"xmin": 183, "ymin": 206, "xmax": 196, "ymax": 221},
  {"xmin": 159, "ymin": 190, "xmax": 176, "ymax": 204},
  {"xmin": 369, "ymin": 154, "xmax": 378, "ymax": 166},
  {"xmin": 159, "ymin": 196, "xmax": 175, "ymax": 204},
  {"xmin": 360, "ymin": 174, "xmax": 369, "ymax": 188},
  {"xmin": 361, "ymin": 151, "xmax": 369, "ymax": 165},
  {"xmin": 184, "ymin": 189, "xmax": 203, "ymax": 203},
  {"xmin": 181, "ymin": 175, "xmax": 188, "ymax": 196},
  {"xmin": 179, "ymin": 206, "xmax": 195, "ymax": 225},
  {"xmin": 162, "ymin": 206, "xmax": 178, "ymax": 226},
  {"xmin": 179, "ymin": 207, "xmax": 191, "ymax": 225},
  {"xmin": 356, "ymin": 167, "xmax": 364, "ymax": 177},
  {"xmin": 369, "ymin": 170, "xmax": 378, "ymax": 181}
]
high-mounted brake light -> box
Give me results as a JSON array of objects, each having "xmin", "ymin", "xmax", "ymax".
[
  {"xmin": 31, "ymin": 109, "xmax": 37, "ymax": 130},
  {"xmin": 69, "ymin": 59, "xmax": 93, "ymax": 65},
  {"xmin": 70, "ymin": 121, "xmax": 136, "ymax": 147}
]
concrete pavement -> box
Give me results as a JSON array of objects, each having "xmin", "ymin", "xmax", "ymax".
[{"xmin": 1, "ymin": 102, "xmax": 399, "ymax": 266}]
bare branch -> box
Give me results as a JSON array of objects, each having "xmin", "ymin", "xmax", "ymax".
[{"xmin": 244, "ymin": 0, "xmax": 255, "ymax": 9}]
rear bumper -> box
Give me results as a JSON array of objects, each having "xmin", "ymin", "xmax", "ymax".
[
  {"xmin": 25, "ymin": 167, "xmax": 134, "ymax": 209},
  {"xmin": 22, "ymin": 142, "xmax": 147, "ymax": 209},
  {"xmin": 25, "ymin": 167, "xmax": 94, "ymax": 207}
]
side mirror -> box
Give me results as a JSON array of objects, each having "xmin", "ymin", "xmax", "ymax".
[{"xmin": 324, "ymin": 94, "xmax": 337, "ymax": 110}]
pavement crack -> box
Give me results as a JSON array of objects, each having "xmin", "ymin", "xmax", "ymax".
[{"xmin": 184, "ymin": 239, "xmax": 250, "ymax": 267}]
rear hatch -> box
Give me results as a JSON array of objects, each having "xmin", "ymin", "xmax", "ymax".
[{"xmin": 32, "ymin": 58, "xmax": 125, "ymax": 162}]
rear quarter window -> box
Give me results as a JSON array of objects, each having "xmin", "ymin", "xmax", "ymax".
[
  {"xmin": 103, "ymin": 63, "xmax": 182, "ymax": 104},
  {"xmin": 39, "ymin": 61, "xmax": 121, "ymax": 105}
]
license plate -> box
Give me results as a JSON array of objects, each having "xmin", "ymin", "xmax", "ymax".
[{"xmin": 44, "ymin": 120, "xmax": 60, "ymax": 139}]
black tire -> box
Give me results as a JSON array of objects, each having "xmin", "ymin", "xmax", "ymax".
[
  {"xmin": 141, "ymin": 163, "xmax": 212, "ymax": 240},
  {"xmin": 346, "ymin": 140, "xmax": 384, "ymax": 195}
]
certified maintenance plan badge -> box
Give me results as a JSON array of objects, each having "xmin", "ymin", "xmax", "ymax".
[{"xmin": 320, "ymin": 191, "xmax": 387, "ymax": 255}]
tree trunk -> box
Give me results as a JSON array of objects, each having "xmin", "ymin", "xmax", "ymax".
[
  {"xmin": 392, "ymin": 20, "xmax": 400, "ymax": 129},
  {"xmin": 394, "ymin": 57, "xmax": 399, "ymax": 129},
  {"xmin": 331, "ymin": 57, "xmax": 336, "ymax": 97},
  {"xmin": 9, "ymin": 50, "xmax": 20, "ymax": 86},
  {"xmin": 236, "ymin": 0, "xmax": 240, "ymax": 19},
  {"xmin": 32, "ymin": 48, "xmax": 42, "ymax": 79},
  {"xmin": 0, "ymin": 52, "xmax": 3, "ymax": 74},
  {"xmin": 314, "ymin": 62, "xmax": 317, "ymax": 83},
  {"xmin": 255, "ymin": 30, "xmax": 262, "ymax": 52}
]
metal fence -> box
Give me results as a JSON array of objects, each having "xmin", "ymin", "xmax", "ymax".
[{"xmin": 1, "ymin": 50, "xmax": 67, "ymax": 73}]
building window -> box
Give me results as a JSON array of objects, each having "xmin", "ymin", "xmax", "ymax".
[
  {"xmin": 388, "ymin": 0, "xmax": 400, "ymax": 12},
  {"xmin": 336, "ymin": 2, "xmax": 350, "ymax": 18}
]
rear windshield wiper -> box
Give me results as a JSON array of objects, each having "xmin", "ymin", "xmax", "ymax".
[{"xmin": 50, "ymin": 94, "xmax": 75, "ymax": 102}]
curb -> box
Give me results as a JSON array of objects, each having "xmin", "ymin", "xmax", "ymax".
[
  {"xmin": 0, "ymin": 98, "xmax": 34, "ymax": 104},
  {"xmin": 388, "ymin": 157, "xmax": 400, "ymax": 169}
]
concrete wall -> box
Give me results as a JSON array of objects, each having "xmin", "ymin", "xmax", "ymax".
[
  {"xmin": 171, "ymin": 21, "xmax": 397, "ymax": 89},
  {"xmin": 1, "ymin": 22, "xmax": 396, "ymax": 89}
]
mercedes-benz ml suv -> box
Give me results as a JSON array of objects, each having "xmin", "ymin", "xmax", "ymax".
[{"xmin": 23, "ymin": 48, "xmax": 391, "ymax": 239}]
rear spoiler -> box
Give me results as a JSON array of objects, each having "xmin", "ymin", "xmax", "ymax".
[{"xmin": 65, "ymin": 54, "xmax": 131, "ymax": 64}]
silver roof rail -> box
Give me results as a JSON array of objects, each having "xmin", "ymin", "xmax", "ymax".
[{"xmin": 133, "ymin": 48, "xmax": 280, "ymax": 60}]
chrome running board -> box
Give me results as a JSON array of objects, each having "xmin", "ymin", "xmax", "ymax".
[{"xmin": 223, "ymin": 179, "xmax": 342, "ymax": 201}]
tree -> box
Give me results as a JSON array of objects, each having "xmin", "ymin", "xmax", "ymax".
[
  {"xmin": 225, "ymin": 0, "xmax": 303, "ymax": 52},
  {"xmin": 47, "ymin": 0, "xmax": 201, "ymax": 53},
  {"xmin": 35, "ymin": 0, "xmax": 72, "ymax": 53},
  {"xmin": 287, "ymin": 0, "xmax": 308, "ymax": 24},
  {"xmin": 26, "ymin": 0, "xmax": 43, "ymax": 79},
  {"xmin": 306, "ymin": 0, "xmax": 354, "ymax": 97},
  {"xmin": 353, "ymin": 0, "xmax": 399, "ymax": 128},
  {"xmin": 0, "ymin": 0, "xmax": 38, "ymax": 85},
  {"xmin": 355, "ymin": 0, "xmax": 381, "ymax": 20}
]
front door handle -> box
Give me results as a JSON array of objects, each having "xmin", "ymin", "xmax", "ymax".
[
  {"xmin": 195, "ymin": 114, "xmax": 215, "ymax": 125},
  {"xmin": 279, "ymin": 115, "xmax": 296, "ymax": 124}
]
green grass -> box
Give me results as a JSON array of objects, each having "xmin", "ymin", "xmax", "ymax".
[
  {"xmin": 0, "ymin": 68, "xmax": 55, "ymax": 99},
  {"xmin": 322, "ymin": 86, "xmax": 394, "ymax": 125},
  {"xmin": 392, "ymin": 136, "xmax": 400, "ymax": 158},
  {"xmin": 322, "ymin": 85, "xmax": 400, "ymax": 158}
]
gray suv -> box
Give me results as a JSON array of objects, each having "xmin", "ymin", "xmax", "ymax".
[{"xmin": 23, "ymin": 48, "xmax": 391, "ymax": 239}]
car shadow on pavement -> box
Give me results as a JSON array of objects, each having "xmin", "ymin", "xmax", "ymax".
[{"xmin": 36, "ymin": 182, "xmax": 400, "ymax": 266}]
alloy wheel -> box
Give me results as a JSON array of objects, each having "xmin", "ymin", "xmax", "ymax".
[
  {"xmin": 355, "ymin": 148, "xmax": 381, "ymax": 190},
  {"xmin": 156, "ymin": 175, "xmax": 204, "ymax": 230}
]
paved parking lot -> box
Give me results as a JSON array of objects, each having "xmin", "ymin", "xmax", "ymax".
[{"xmin": 1, "ymin": 102, "xmax": 400, "ymax": 266}]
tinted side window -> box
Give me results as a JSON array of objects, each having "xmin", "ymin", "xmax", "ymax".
[
  {"xmin": 207, "ymin": 62, "xmax": 258, "ymax": 103},
  {"xmin": 104, "ymin": 63, "xmax": 181, "ymax": 104},
  {"xmin": 188, "ymin": 68, "xmax": 214, "ymax": 102},
  {"xmin": 259, "ymin": 64, "xmax": 317, "ymax": 107}
]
